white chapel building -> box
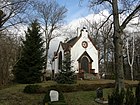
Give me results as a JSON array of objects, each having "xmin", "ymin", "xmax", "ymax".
[{"xmin": 52, "ymin": 27, "xmax": 99, "ymax": 79}]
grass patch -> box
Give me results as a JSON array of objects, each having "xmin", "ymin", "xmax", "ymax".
[
  {"xmin": 0, "ymin": 84, "xmax": 43, "ymax": 105},
  {"xmin": 0, "ymin": 81, "xmax": 56, "ymax": 105},
  {"xmin": 0, "ymin": 80, "xmax": 138, "ymax": 105},
  {"xmin": 64, "ymin": 88, "xmax": 113, "ymax": 105}
]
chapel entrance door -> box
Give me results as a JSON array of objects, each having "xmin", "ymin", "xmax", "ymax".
[
  {"xmin": 81, "ymin": 57, "xmax": 89, "ymax": 73},
  {"xmin": 77, "ymin": 51, "xmax": 93, "ymax": 79}
]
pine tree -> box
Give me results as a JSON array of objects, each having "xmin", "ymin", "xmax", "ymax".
[
  {"xmin": 55, "ymin": 53, "xmax": 76, "ymax": 84},
  {"xmin": 14, "ymin": 20, "xmax": 45, "ymax": 84}
]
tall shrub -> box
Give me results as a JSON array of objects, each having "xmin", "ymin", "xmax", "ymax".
[
  {"xmin": 125, "ymin": 87, "xmax": 136, "ymax": 105},
  {"xmin": 13, "ymin": 20, "xmax": 45, "ymax": 84},
  {"xmin": 136, "ymin": 82, "xmax": 140, "ymax": 105},
  {"xmin": 55, "ymin": 53, "xmax": 76, "ymax": 84},
  {"xmin": 108, "ymin": 88, "xmax": 125, "ymax": 105}
]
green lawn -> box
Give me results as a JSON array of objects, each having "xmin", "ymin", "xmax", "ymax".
[
  {"xmin": 0, "ymin": 81, "xmax": 56, "ymax": 105},
  {"xmin": 64, "ymin": 88, "xmax": 112, "ymax": 105},
  {"xmin": 0, "ymin": 80, "xmax": 138, "ymax": 105},
  {"xmin": 0, "ymin": 84, "xmax": 44, "ymax": 105}
]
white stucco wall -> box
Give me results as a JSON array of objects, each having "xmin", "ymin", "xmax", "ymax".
[
  {"xmin": 52, "ymin": 29, "xmax": 99, "ymax": 74},
  {"xmin": 53, "ymin": 43, "xmax": 65, "ymax": 73},
  {"xmin": 54, "ymin": 58, "xmax": 58, "ymax": 73},
  {"xmin": 71, "ymin": 30, "xmax": 99, "ymax": 73}
]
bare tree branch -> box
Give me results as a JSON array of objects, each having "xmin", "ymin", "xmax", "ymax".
[
  {"xmin": 31, "ymin": 0, "xmax": 67, "ymax": 70},
  {"xmin": 0, "ymin": 0, "xmax": 30, "ymax": 31},
  {"xmin": 0, "ymin": 0, "xmax": 29, "ymax": 9},
  {"xmin": 89, "ymin": 0, "xmax": 112, "ymax": 7},
  {"xmin": 121, "ymin": 4, "xmax": 140, "ymax": 30},
  {"xmin": 98, "ymin": 14, "xmax": 112, "ymax": 30},
  {"xmin": 88, "ymin": 0, "xmax": 140, "ymax": 91}
]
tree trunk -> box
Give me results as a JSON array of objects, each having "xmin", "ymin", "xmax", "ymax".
[
  {"xmin": 45, "ymin": 38, "xmax": 51, "ymax": 70},
  {"xmin": 104, "ymin": 40, "xmax": 107, "ymax": 73},
  {"xmin": 127, "ymin": 35, "xmax": 135, "ymax": 81},
  {"xmin": 45, "ymin": 39, "xmax": 48, "ymax": 70},
  {"xmin": 130, "ymin": 65, "xmax": 134, "ymax": 80},
  {"xmin": 112, "ymin": 0, "xmax": 125, "ymax": 91},
  {"xmin": 43, "ymin": 37, "xmax": 51, "ymax": 81}
]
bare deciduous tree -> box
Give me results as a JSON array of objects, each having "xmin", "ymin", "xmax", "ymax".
[
  {"xmin": 126, "ymin": 34, "xmax": 135, "ymax": 81},
  {"xmin": 0, "ymin": 31, "xmax": 20, "ymax": 85},
  {"xmin": 134, "ymin": 34, "xmax": 140, "ymax": 78},
  {"xmin": 30, "ymin": 0, "xmax": 67, "ymax": 71},
  {"xmin": 88, "ymin": 0, "xmax": 140, "ymax": 91},
  {"xmin": 0, "ymin": 0, "xmax": 30, "ymax": 85},
  {"xmin": 0, "ymin": 0, "xmax": 30, "ymax": 31}
]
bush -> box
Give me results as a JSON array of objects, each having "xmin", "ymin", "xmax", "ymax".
[
  {"xmin": 55, "ymin": 53, "xmax": 76, "ymax": 84},
  {"xmin": 108, "ymin": 86, "xmax": 137, "ymax": 105},
  {"xmin": 108, "ymin": 88, "xmax": 125, "ymax": 105},
  {"xmin": 125, "ymin": 87, "xmax": 136, "ymax": 105},
  {"xmin": 23, "ymin": 84, "xmax": 42, "ymax": 93},
  {"xmin": 46, "ymin": 83, "xmax": 114, "ymax": 93},
  {"xmin": 43, "ymin": 89, "xmax": 66, "ymax": 105},
  {"xmin": 43, "ymin": 89, "xmax": 51, "ymax": 103},
  {"xmin": 48, "ymin": 101, "xmax": 67, "ymax": 105},
  {"xmin": 23, "ymin": 83, "xmax": 114, "ymax": 94},
  {"xmin": 136, "ymin": 82, "xmax": 140, "ymax": 105},
  {"xmin": 55, "ymin": 71, "xmax": 76, "ymax": 84},
  {"xmin": 49, "ymin": 84, "xmax": 77, "ymax": 92}
]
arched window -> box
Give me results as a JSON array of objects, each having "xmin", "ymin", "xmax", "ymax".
[{"xmin": 58, "ymin": 51, "xmax": 62, "ymax": 70}]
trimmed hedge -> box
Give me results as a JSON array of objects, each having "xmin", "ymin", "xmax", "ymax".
[
  {"xmin": 23, "ymin": 82, "xmax": 138, "ymax": 94},
  {"xmin": 48, "ymin": 83, "xmax": 115, "ymax": 92},
  {"xmin": 23, "ymin": 85, "xmax": 42, "ymax": 93},
  {"xmin": 23, "ymin": 83, "xmax": 115, "ymax": 94}
]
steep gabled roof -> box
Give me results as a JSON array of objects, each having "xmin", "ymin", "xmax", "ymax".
[
  {"xmin": 59, "ymin": 36, "xmax": 81, "ymax": 51},
  {"xmin": 66, "ymin": 36, "xmax": 80, "ymax": 46},
  {"xmin": 77, "ymin": 51, "xmax": 93, "ymax": 62},
  {"xmin": 55, "ymin": 27, "xmax": 98, "ymax": 55},
  {"xmin": 61, "ymin": 42, "xmax": 70, "ymax": 51},
  {"xmin": 60, "ymin": 34, "xmax": 98, "ymax": 51}
]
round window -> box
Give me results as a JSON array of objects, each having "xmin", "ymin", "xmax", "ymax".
[{"xmin": 82, "ymin": 41, "xmax": 88, "ymax": 48}]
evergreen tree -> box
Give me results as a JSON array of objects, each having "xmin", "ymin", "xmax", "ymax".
[
  {"xmin": 14, "ymin": 20, "xmax": 45, "ymax": 84},
  {"xmin": 55, "ymin": 53, "xmax": 76, "ymax": 84},
  {"xmin": 136, "ymin": 82, "xmax": 140, "ymax": 105}
]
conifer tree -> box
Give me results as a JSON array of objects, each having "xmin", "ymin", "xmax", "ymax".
[
  {"xmin": 14, "ymin": 20, "xmax": 45, "ymax": 84},
  {"xmin": 55, "ymin": 53, "xmax": 76, "ymax": 84}
]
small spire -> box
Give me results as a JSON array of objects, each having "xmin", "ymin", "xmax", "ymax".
[
  {"xmin": 83, "ymin": 27, "xmax": 86, "ymax": 29},
  {"xmin": 81, "ymin": 27, "xmax": 88, "ymax": 38}
]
